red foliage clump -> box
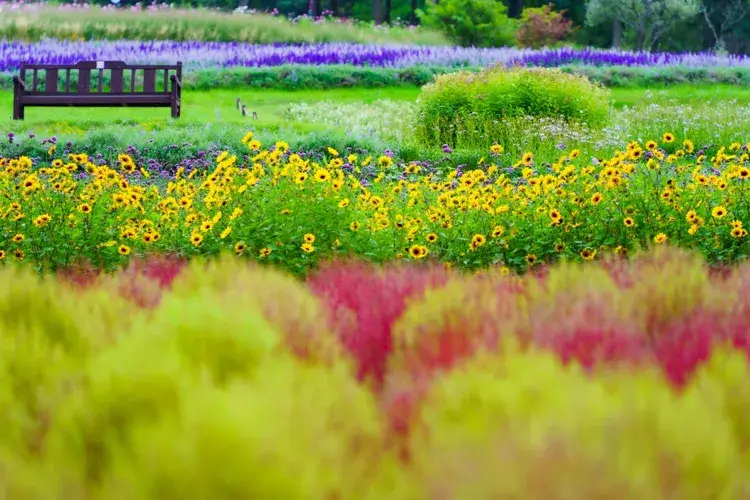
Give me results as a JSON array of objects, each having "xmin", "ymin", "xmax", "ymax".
[
  {"xmin": 516, "ymin": 3, "xmax": 574, "ymax": 49},
  {"xmin": 113, "ymin": 255, "xmax": 187, "ymax": 309},
  {"xmin": 307, "ymin": 260, "xmax": 451, "ymax": 390},
  {"xmin": 57, "ymin": 260, "xmax": 101, "ymax": 289},
  {"xmin": 532, "ymin": 297, "xmax": 652, "ymax": 371}
]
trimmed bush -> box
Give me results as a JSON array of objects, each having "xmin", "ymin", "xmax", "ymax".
[{"xmin": 414, "ymin": 66, "xmax": 611, "ymax": 149}]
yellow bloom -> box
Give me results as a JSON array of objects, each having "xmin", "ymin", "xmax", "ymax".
[
  {"xmin": 653, "ymin": 233, "xmax": 668, "ymax": 244},
  {"xmin": 33, "ymin": 214, "xmax": 52, "ymax": 227},
  {"xmin": 408, "ymin": 244, "xmax": 428, "ymax": 259},
  {"xmin": 711, "ymin": 206, "xmax": 727, "ymax": 219},
  {"xmin": 580, "ymin": 249, "xmax": 597, "ymax": 260},
  {"xmin": 470, "ymin": 234, "xmax": 486, "ymax": 250}
]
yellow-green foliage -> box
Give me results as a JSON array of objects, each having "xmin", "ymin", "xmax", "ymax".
[
  {"xmin": 521, "ymin": 262, "xmax": 640, "ymax": 336},
  {"xmin": 0, "ymin": 267, "xmax": 134, "ymax": 456},
  {"xmin": 628, "ymin": 248, "xmax": 727, "ymax": 330},
  {"xmin": 93, "ymin": 359, "xmax": 388, "ymax": 500},
  {"xmin": 408, "ymin": 350, "xmax": 743, "ymax": 498},
  {"xmin": 45, "ymin": 290, "xmax": 282, "ymax": 485},
  {"xmin": 170, "ymin": 254, "xmax": 341, "ymax": 363},
  {"xmin": 693, "ymin": 349, "xmax": 750, "ymax": 471},
  {"xmin": 6, "ymin": 256, "xmax": 750, "ymax": 497}
]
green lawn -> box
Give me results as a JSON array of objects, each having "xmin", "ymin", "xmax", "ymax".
[
  {"xmin": 1, "ymin": 84, "xmax": 748, "ymax": 135},
  {"xmin": 611, "ymin": 84, "xmax": 750, "ymax": 108},
  {"xmin": 0, "ymin": 88, "xmax": 419, "ymax": 133}
]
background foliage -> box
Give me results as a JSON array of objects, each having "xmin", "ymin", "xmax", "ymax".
[{"xmin": 37, "ymin": 0, "xmax": 750, "ymax": 53}]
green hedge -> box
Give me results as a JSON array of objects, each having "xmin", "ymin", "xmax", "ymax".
[
  {"xmin": 2, "ymin": 65, "xmax": 750, "ymax": 92},
  {"xmin": 0, "ymin": 7, "xmax": 447, "ymax": 44}
]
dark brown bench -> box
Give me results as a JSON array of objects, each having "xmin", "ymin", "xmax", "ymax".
[{"xmin": 13, "ymin": 60, "xmax": 182, "ymax": 120}]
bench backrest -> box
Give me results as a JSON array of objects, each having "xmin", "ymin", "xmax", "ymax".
[{"xmin": 18, "ymin": 60, "xmax": 182, "ymax": 95}]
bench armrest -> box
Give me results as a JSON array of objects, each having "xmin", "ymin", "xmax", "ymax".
[
  {"xmin": 170, "ymin": 74, "xmax": 182, "ymax": 90},
  {"xmin": 13, "ymin": 76, "xmax": 26, "ymax": 91}
]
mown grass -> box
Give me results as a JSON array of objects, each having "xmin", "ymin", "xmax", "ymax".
[
  {"xmin": 3, "ymin": 84, "xmax": 748, "ymax": 132},
  {"xmin": 611, "ymin": 84, "xmax": 750, "ymax": 108},
  {"xmin": 0, "ymin": 87, "xmax": 419, "ymax": 134}
]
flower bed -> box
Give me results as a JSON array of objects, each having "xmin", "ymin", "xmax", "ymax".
[
  {"xmin": 0, "ymin": 133, "xmax": 748, "ymax": 274},
  {"xmin": 1, "ymin": 42, "xmax": 749, "ymax": 72},
  {"xmin": 2, "ymin": 42, "xmax": 748, "ymax": 92},
  {"xmin": 3, "ymin": 249, "xmax": 750, "ymax": 496}
]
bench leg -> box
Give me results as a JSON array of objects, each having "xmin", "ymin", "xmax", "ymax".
[
  {"xmin": 13, "ymin": 103, "xmax": 24, "ymax": 120},
  {"xmin": 171, "ymin": 96, "xmax": 181, "ymax": 119}
]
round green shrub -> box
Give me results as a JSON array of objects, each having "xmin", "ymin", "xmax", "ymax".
[{"xmin": 414, "ymin": 66, "xmax": 611, "ymax": 149}]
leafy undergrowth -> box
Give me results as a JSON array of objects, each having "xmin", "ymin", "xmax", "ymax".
[{"xmin": 4, "ymin": 246, "xmax": 750, "ymax": 497}]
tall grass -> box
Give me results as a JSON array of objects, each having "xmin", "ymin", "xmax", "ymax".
[{"xmin": 0, "ymin": 4, "xmax": 448, "ymax": 44}]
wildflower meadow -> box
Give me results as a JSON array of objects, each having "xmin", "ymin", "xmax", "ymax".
[{"xmin": 2, "ymin": 0, "xmax": 750, "ymax": 497}]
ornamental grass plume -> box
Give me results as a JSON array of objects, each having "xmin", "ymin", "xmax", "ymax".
[{"xmin": 308, "ymin": 260, "xmax": 451, "ymax": 389}]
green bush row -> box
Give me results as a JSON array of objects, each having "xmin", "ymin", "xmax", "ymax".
[
  {"xmin": 0, "ymin": 7, "xmax": 447, "ymax": 44},
  {"xmin": 2, "ymin": 65, "xmax": 750, "ymax": 92}
]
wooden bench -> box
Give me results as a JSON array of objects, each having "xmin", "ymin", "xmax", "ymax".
[{"xmin": 13, "ymin": 60, "xmax": 182, "ymax": 120}]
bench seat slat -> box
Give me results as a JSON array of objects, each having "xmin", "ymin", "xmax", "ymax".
[{"xmin": 21, "ymin": 94, "xmax": 172, "ymax": 106}]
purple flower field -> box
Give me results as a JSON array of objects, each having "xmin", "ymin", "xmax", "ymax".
[{"xmin": 1, "ymin": 41, "xmax": 749, "ymax": 72}]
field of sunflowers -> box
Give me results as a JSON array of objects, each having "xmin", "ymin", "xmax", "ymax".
[{"xmin": 1, "ymin": 132, "xmax": 748, "ymax": 275}]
